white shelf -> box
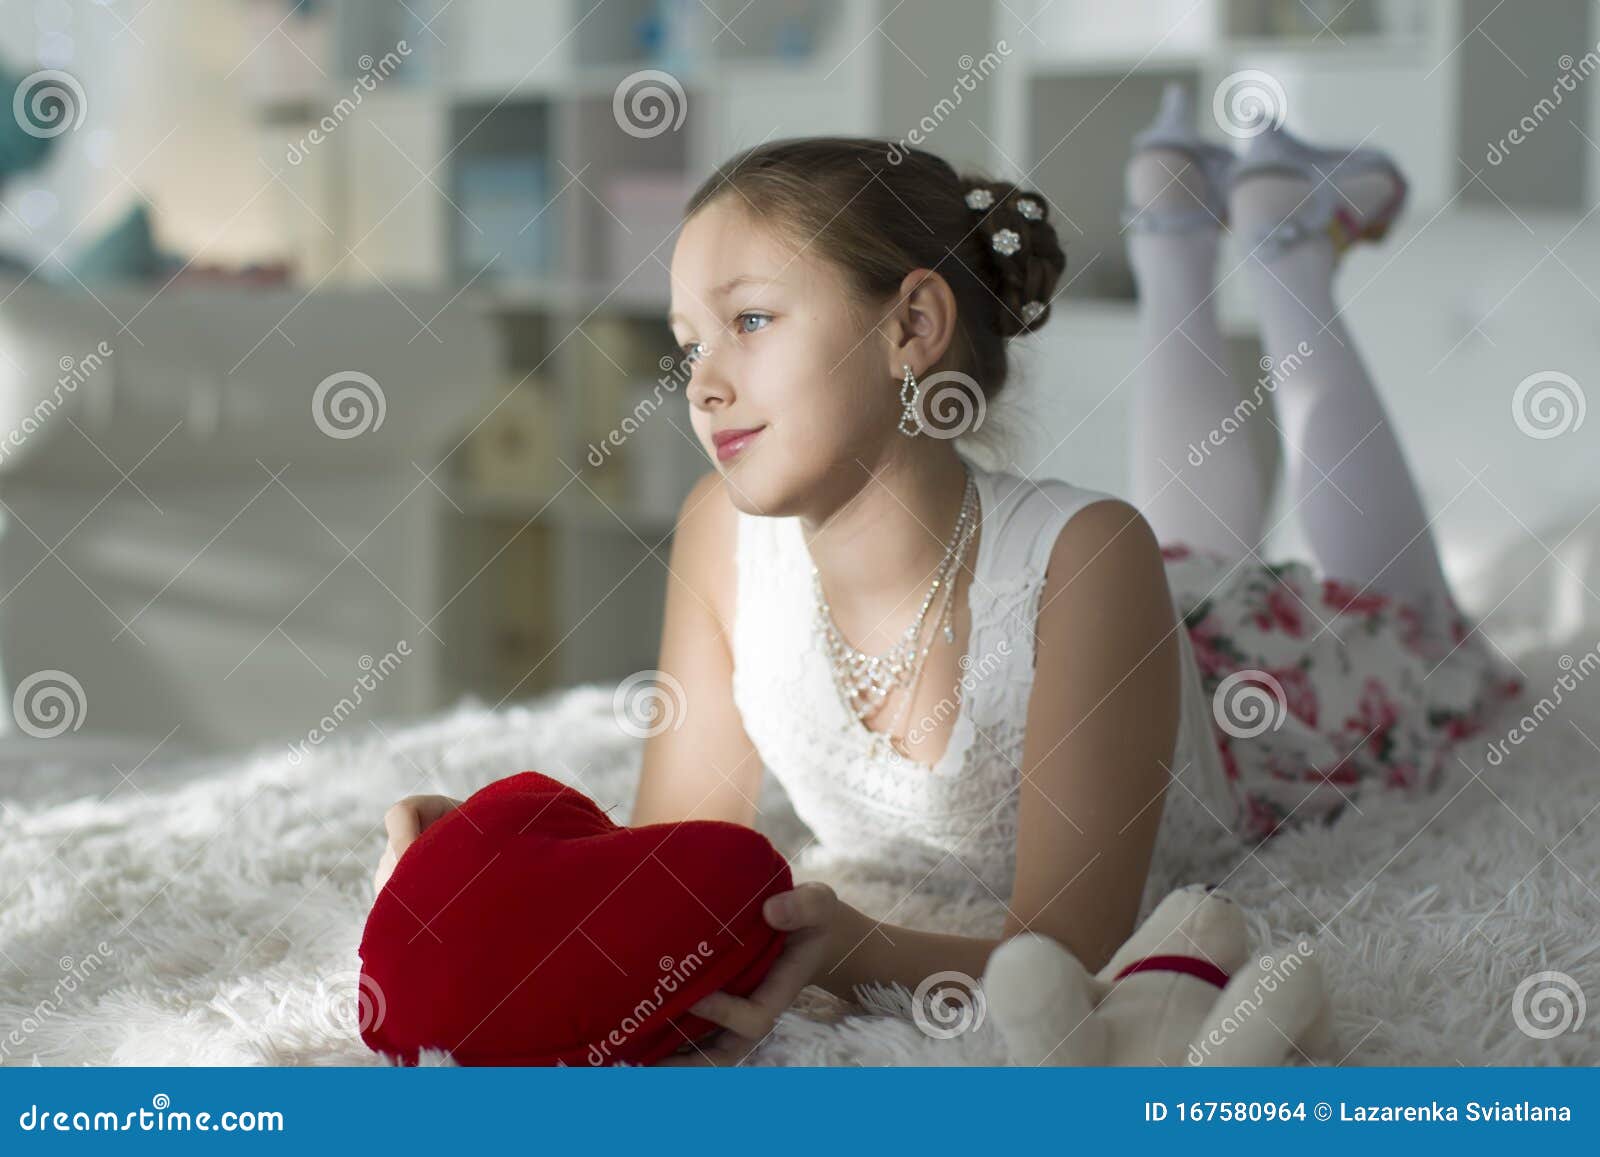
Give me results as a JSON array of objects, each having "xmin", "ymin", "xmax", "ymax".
[
  {"xmin": 1222, "ymin": 34, "xmax": 1432, "ymax": 58},
  {"xmin": 1021, "ymin": 51, "xmax": 1209, "ymax": 76},
  {"xmin": 442, "ymin": 484, "xmax": 679, "ymax": 539},
  {"xmin": 460, "ymin": 277, "xmax": 668, "ymax": 316},
  {"xmin": 1020, "ymin": 33, "xmax": 1433, "ymax": 77}
]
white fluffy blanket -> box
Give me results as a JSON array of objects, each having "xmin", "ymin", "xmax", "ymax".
[{"xmin": 2, "ymin": 549, "xmax": 1598, "ymax": 1066}]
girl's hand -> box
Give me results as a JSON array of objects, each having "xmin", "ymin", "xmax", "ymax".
[
  {"xmin": 655, "ymin": 881, "xmax": 855, "ymax": 1066},
  {"xmin": 372, "ymin": 794, "xmax": 463, "ymax": 897}
]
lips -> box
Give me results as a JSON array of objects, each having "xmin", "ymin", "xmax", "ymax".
[{"xmin": 712, "ymin": 425, "xmax": 764, "ymax": 462}]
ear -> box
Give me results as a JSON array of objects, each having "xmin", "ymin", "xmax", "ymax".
[{"xmin": 881, "ymin": 268, "xmax": 960, "ymax": 379}]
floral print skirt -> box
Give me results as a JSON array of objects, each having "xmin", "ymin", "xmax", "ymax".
[{"xmin": 1161, "ymin": 541, "xmax": 1526, "ymax": 844}]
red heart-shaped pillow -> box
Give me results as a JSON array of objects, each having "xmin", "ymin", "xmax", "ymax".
[{"xmin": 357, "ymin": 770, "xmax": 792, "ymax": 1066}]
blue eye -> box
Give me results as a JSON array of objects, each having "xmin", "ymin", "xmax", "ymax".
[{"xmin": 736, "ymin": 311, "xmax": 771, "ymax": 335}]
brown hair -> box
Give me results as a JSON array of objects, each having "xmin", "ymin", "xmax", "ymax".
[{"xmin": 681, "ymin": 136, "xmax": 1066, "ymax": 417}]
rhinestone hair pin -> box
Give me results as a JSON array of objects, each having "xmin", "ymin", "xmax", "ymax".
[
  {"xmin": 991, "ymin": 228, "xmax": 1021, "ymax": 256},
  {"xmin": 964, "ymin": 186, "xmax": 1047, "ymax": 331},
  {"xmin": 966, "ymin": 187, "xmax": 1046, "ymax": 255}
]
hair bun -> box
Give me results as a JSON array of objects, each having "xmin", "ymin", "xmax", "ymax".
[{"xmin": 958, "ymin": 177, "xmax": 1066, "ymax": 338}]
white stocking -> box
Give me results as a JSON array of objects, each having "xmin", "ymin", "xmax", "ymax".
[
  {"xmin": 1126, "ymin": 149, "xmax": 1274, "ymax": 560},
  {"xmin": 1231, "ymin": 172, "xmax": 1459, "ymax": 640}
]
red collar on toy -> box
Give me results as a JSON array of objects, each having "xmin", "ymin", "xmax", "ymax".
[{"xmin": 1113, "ymin": 953, "xmax": 1230, "ymax": 988}]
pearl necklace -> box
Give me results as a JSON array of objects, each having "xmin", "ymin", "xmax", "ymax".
[{"xmin": 811, "ymin": 466, "xmax": 979, "ymax": 759}]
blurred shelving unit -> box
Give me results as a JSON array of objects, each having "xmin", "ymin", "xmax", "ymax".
[{"xmin": 240, "ymin": 0, "xmax": 1000, "ymax": 706}]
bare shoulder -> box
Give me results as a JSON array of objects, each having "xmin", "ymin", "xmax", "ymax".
[
  {"xmin": 1044, "ymin": 496, "xmax": 1162, "ymax": 579},
  {"xmin": 1036, "ymin": 496, "xmax": 1174, "ymax": 640},
  {"xmin": 669, "ymin": 468, "xmax": 742, "ymax": 635}
]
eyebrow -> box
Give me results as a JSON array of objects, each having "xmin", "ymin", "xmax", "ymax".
[{"xmin": 666, "ymin": 274, "xmax": 775, "ymax": 328}]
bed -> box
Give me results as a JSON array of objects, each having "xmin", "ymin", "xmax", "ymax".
[{"xmin": 2, "ymin": 506, "xmax": 1597, "ymax": 1067}]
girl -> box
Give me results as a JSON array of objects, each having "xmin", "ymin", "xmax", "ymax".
[{"xmin": 378, "ymin": 91, "xmax": 1523, "ymax": 1065}]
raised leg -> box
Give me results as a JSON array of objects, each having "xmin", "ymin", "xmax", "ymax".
[
  {"xmin": 1126, "ymin": 149, "xmax": 1275, "ymax": 562},
  {"xmin": 1230, "ymin": 169, "xmax": 1460, "ymax": 643}
]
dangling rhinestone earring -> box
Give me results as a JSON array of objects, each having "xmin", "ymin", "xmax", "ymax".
[{"xmin": 898, "ymin": 363, "xmax": 922, "ymax": 437}]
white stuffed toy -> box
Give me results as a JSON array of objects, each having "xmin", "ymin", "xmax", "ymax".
[{"xmin": 984, "ymin": 883, "xmax": 1332, "ymax": 1066}]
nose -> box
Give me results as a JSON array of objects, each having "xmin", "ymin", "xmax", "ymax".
[{"xmin": 684, "ymin": 355, "xmax": 729, "ymax": 412}]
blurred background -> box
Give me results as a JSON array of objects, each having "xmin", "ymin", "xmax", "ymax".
[{"xmin": 0, "ymin": 0, "xmax": 1593, "ymax": 759}]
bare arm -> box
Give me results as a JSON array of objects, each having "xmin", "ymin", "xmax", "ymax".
[
  {"xmin": 813, "ymin": 499, "xmax": 1180, "ymax": 994},
  {"xmin": 629, "ymin": 470, "xmax": 766, "ymax": 829},
  {"xmin": 1004, "ymin": 498, "xmax": 1179, "ymax": 972}
]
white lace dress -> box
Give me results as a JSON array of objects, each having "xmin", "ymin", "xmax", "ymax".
[{"xmin": 729, "ymin": 452, "xmax": 1232, "ymax": 901}]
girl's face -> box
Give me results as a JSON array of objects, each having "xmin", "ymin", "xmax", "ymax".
[{"xmin": 668, "ymin": 195, "xmax": 897, "ymax": 518}]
